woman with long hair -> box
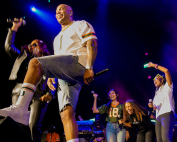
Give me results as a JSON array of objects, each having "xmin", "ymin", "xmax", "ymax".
[
  {"xmin": 148, "ymin": 62, "xmax": 175, "ymax": 142},
  {"xmin": 123, "ymin": 99, "xmax": 156, "ymax": 142},
  {"xmin": 93, "ymin": 89, "xmax": 126, "ymax": 142}
]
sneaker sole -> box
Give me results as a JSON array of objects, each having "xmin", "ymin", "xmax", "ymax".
[{"xmin": 0, "ymin": 110, "xmax": 30, "ymax": 125}]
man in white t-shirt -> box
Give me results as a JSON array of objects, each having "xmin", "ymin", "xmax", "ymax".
[{"xmin": 0, "ymin": 4, "xmax": 98, "ymax": 142}]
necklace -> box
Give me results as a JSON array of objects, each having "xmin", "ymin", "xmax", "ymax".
[{"xmin": 62, "ymin": 21, "xmax": 73, "ymax": 32}]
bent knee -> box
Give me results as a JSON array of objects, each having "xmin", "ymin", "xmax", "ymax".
[
  {"xmin": 60, "ymin": 105, "xmax": 75, "ymax": 122},
  {"xmin": 29, "ymin": 58, "xmax": 42, "ymax": 69}
]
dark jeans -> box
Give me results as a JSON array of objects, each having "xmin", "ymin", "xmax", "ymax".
[
  {"xmin": 155, "ymin": 111, "xmax": 175, "ymax": 142},
  {"xmin": 12, "ymin": 93, "xmax": 49, "ymax": 142},
  {"xmin": 136, "ymin": 130, "xmax": 156, "ymax": 142}
]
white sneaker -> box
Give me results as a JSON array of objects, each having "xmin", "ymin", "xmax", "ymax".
[{"xmin": 0, "ymin": 105, "xmax": 30, "ymax": 125}]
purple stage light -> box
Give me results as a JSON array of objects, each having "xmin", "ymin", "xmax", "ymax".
[
  {"xmin": 145, "ymin": 53, "xmax": 148, "ymax": 55},
  {"xmin": 148, "ymin": 76, "xmax": 151, "ymax": 79}
]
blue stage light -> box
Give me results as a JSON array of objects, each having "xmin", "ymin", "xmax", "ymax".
[{"xmin": 31, "ymin": 7, "xmax": 36, "ymax": 12}]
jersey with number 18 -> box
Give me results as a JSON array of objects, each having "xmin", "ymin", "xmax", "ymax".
[{"xmin": 98, "ymin": 102, "xmax": 123, "ymax": 123}]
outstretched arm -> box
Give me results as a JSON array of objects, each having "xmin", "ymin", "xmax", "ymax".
[
  {"xmin": 93, "ymin": 93, "xmax": 99, "ymax": 113},
  {"xmin": 83, "ymin": 39, "xmax": 98, "ymax": 85},
  {"xmin": 5, "ymin": 18, "xmax": 23, "ymax": 59},
  {"xmin": 148, "ymin": 62, "xmax": 172, "ymax": 87}
]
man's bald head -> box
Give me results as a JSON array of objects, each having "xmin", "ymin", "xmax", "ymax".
[{"xmin": 55, "ymin": 4, "xmax": 73, "ymax": 25}]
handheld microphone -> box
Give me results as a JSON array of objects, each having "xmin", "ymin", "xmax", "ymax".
[
  {"xmin": 149, "ymin": 99, "xmax": 155, "ymax": 113},
  {"xmin": 7, "ymin": 18, "xmax": 26, "ymax": 26},
  {"xmin": 117, "ymin": 114, "xmax": 123, "ymax": 129},
  {"xmin": 118, "ymin": 114, "xmax": 121, "ymax": 119},
  {"xmin": 91, "ymin": 91, "xmax": 100, "ymax": 100},
  {"xmin": 94, "ymin": 68, "xmax": 109, "ymax": 78},
  {"xmin": 78, "ymin": 115, "xmax": 83, "ymax": 121}
]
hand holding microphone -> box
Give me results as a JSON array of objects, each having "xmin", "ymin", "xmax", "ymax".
[
  {"xmin": 7, "ymin": 18, "xmax": 26, "ymax": 32},
  {"xmin": 148, "ymin": 99, "xmax": 153, "ymax": 108},
  {"xmin": 91, "ymin": 91, "xmax": 100, "ymax": 100},
  {"xmin": 149, "ymin": 99, "xmax": 156, "ymax": 113},
  {"xmin": 7, "ymin": 17, "xmax": 26, "ymax": 26}
]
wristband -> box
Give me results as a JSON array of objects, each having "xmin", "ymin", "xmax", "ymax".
[
  {"xmin": 154, "ymin": 64, "xmax": 158, "ymax": 69},
  {"xmin": 86, "ymin": 65, "xmax": 93, "ymax": 70}
]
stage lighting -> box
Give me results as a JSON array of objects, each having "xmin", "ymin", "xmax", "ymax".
[{"xmin": 31, "ymin": 7, "xmax": 36, "ymax": 12}]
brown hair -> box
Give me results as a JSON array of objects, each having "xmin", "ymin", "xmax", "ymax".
[
  {"xmin": 106, "ymin": 89, "xmax": 119, "ymax": 114},
  {"xmin": 34, "ymin": 39, "xmax": 50, "ymax": 56},
  {"xmin": 123, "ymin": 99, "xmax": 147, "ymax": 122}
]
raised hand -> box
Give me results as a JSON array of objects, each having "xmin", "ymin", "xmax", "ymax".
[
  {"xmin": 11, "ymin": 18, "xmax": 23, "ymax": 31},
  {"xmin": 93, "ymin": 93, "xmax": 98, "ymax": 100},
  {"xmin": 148, "ymin": 62, "xmax": 155, "ymax": 68}
]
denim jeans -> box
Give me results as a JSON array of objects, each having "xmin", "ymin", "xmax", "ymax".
[{"xmin": 106, "ymin": 122, "xmax": 126, "ymax": 142}]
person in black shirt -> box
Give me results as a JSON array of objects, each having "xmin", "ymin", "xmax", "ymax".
[
  {"xmin": 4, "ymin": 18, "xmax": 52, "ymax": 142},
  {"xmin": 123, "ymin": 99, "xmax": 156, "ymax": 142}
]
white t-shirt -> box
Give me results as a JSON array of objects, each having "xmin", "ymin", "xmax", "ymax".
[
  {"xmin": 53, "ymin": 20, "xmax": 97, "ymax": 67},
  {"xmin": 153, "ymin": 82, "xmax": 175, "ymax": 118}
]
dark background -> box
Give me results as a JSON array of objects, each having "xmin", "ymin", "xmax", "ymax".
[{"xmin": 1, "ymin": 0, "xmax": 177, "ymax": 135}]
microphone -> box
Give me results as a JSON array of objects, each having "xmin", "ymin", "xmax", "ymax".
[
  {"xmin": 149, "ymin": 99, "xmax": 153, "ymax": 103},
  {"xmin": 117, "ymin": 114, "xmax": 123, "ymax": 129},
  {"xmin": 118, "ymin": 114, "xmax": 121, "ymax": 119},
  {"xmin": 7, "ymin": 18, "xmax": 26, "ymax": 26},
  {"xmin": 149, "ymin": 99, "xmax": 155, "ymax": 113},
  {"xmin": 94, "ymin": 68, "xmax": 109, "ymax": 78},
  {"xmin": 78, "ymin": 115, "xmax": 83, "ymax": 121},
  {"xmin": 91, "ymin": 91, "xmax": 100, "ymax": 100}
]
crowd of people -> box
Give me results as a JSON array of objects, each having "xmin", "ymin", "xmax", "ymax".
[{"xmin": 2, "ymin": 3, "xmax": 176, "ymax": 142}]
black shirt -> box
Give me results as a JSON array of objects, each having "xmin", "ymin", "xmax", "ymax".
[{"xmin": 127, "ymin": 110, "xmax": 155, "ymax": 133}]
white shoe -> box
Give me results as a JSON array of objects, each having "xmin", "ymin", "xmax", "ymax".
[{"xmin": 0, "ymin": 105, "xmax": 30, "ymax": 125}]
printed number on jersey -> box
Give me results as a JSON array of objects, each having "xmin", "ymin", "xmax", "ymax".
[{"xmin": 109, "ymin": 108, "xmax": 119, "ymax": 117}]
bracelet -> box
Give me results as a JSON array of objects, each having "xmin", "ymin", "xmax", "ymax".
[
  {"xmin": 86, "ymin": 65, "xmax": 93, "ymax": 70},
  {"xmin": 154, "ymin": 64, "xmax": 158, "ymax": 69}
]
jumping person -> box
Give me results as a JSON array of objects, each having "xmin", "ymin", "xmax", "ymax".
[{"xmin": 1, "ymin": 4, "xmax": 98, "ymax": 142}]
